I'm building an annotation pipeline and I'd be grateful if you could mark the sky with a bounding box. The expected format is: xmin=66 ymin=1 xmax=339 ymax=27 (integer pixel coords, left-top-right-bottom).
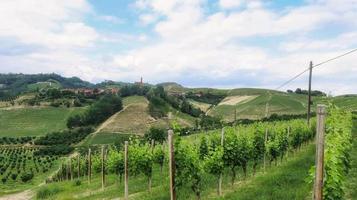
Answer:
xmin=0 ymin=0 xmax=357 ymax=95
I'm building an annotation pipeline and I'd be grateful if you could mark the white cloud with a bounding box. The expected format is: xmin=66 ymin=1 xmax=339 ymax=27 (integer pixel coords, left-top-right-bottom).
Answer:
xmin=105 ymin=0 xmax=357 ymax=94
xmin=97 ymin=15 xmax=123 ymax=24
xmin=219 ymin=0 xmax=263 ymax=10
xmin=0 ymin=0 xmax=96 ymax=48
xmin=1 ymin=0 xmax=357 ymax=94
xmin=219 ymin=0 xmax=244 ymax=9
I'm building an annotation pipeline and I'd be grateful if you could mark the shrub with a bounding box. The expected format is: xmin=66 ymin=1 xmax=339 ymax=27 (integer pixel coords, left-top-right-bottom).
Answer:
xmin=20 ymin=172 xmax=34 ymax=182
xmin=36 ymin=187 xmax=62 ymax=199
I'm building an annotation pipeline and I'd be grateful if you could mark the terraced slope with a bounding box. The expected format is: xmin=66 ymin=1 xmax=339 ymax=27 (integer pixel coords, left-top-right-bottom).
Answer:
xmin=86 ymin=96 xmax=196 ymax=144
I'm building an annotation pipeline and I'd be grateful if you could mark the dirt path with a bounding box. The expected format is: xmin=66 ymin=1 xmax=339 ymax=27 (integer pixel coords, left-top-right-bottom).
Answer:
xmin=0 ymin=190 xmax=33 ymax=200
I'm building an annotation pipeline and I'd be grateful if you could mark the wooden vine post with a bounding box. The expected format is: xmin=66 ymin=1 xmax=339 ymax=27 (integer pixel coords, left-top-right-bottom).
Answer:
xmin=77 ymin=154 xmax=80 ymax=179
xmin=218 ymin=127 xmax=224 ymax=196
xmin=313 ymin=105 xmax=326 ymax=200
xmin=69 ymin=158 xmax=73 ymax=180
xmin=263 ymin=128 xmax=268 ymax=173
xmin=287 ymin=126 xmax=290 ymax=158
xmin=168 ymin=130 xmax=176 ymax=200
xmin=124 ymin=141 xmax=129 ymax=200
xmin=148 ymin=139 xmax=155 ymax=192
xmin=88 ymin=148 xmax=92 ymax=184
xmin=101 ymin=145 xmax=106 ymax=190
xmin=66 ymin=163 xmax=69 ymax=180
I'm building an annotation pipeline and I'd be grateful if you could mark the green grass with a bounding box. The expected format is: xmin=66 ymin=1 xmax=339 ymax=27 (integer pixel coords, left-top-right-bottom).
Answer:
xmin=123 ymin=96 xmax=148 ymax=107
xmin=345 ymin=119 xmax=357 ymax=199
xmin=84 ymin=132 xmax=132 ymax=145
xmin=27 ymin=80 xmax=61 ymax=92
xmin=0 ymin=107 xmax=85 ymax=137
xmin=210 ymin=91 xmax=308 ymax=121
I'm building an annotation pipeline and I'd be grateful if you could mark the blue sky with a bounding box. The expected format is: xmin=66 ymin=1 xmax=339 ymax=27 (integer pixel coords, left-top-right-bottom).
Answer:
xmin=0 ymin=0 xmax=357 ymax=95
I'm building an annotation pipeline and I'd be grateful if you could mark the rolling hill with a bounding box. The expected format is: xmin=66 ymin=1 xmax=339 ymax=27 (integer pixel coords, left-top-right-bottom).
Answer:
xmin=160 ymin=83 xmax=351 ymax=121
xmin=83 ymin=95 xmax=197 ymax=145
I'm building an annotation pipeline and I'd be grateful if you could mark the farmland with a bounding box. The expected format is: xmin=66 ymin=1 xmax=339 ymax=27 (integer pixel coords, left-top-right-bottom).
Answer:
xmin=0 ymin=107 xmax=85 ymax=137
xmin=0 ymin=76 xmax=356 ymax=199
xmin=0 ymin=147 xmax=60 ymax=195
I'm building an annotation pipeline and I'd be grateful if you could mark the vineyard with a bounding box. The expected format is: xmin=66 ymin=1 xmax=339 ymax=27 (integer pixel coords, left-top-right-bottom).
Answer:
xmin=44 ymin=118 xmax=317 ymax=199
xmin=0 ymin=146 xmax=60 ymax=195
xmin=0 ymin=105 xmax=354 ymax=200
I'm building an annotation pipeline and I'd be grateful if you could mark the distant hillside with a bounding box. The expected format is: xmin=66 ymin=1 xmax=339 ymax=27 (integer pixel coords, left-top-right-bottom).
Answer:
xmin=160 ymin=84 xmax=324 ymax=121
xmin=0 ymin=73 xmax=93 ymax=100
xmin=84 ymin=95 xmax=196 ymax=145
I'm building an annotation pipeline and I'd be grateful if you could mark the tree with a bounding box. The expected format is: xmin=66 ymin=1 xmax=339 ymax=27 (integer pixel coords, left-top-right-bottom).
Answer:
xmin=144 ymin=127 xmax=167 ymax=144
xmin=67 ymin=115 xmax=83 ymax=128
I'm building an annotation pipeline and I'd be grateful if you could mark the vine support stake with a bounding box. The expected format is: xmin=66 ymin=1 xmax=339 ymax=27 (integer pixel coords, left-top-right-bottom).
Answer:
xmin=124 ymin=141 xmax=129 ymax=200
xmin=264 ymin=128 xmax=268 ymax=173
xmin=148 ymin=139 xmax=155 ymax=192
xmin=101 ymin=145 xmax=105 ymax=191
xmin=69 ymin=158 xmax=73 ymax=181
xmin=77 ymin=154 xmax=80 ymax=179
xmin=168 ymin=130 xmax=176 ymax=200
xmin=287 ymin=126 xmax=290 ymax=158
xmin=218 ymin=127 xmax=224 ymax=196
xmin=88 ymin=148 xmax=92 ymax=184
xmin=313 ymin=104 xmax=326 ymax=200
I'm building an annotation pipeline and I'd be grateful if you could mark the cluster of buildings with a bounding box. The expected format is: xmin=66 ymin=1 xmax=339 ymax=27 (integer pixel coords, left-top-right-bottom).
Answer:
xmin=62 ymin=88 xmax=120 ymax=96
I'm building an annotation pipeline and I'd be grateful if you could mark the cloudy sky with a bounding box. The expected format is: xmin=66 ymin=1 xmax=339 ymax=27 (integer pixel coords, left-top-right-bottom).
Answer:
xmin=0 ymin=0 xmax=357 ymax=95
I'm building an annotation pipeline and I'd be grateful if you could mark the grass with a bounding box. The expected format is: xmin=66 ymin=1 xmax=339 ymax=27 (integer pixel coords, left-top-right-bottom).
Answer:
xmin=123 ymin=96 xmax=148 ymax=106
xmin=27 ymin=80 xmax=61 ymax=92
xmin=188 ymin=99 xmax=212 ymax=112
xmin=0 ymin=107 xmax=85 ymax=137
xmin=345 ymin=119 xmax=357 ymax=199
xmin=84 ymin=132 xmax=132 ymax=145
xmin=210 ymin=91 xmax=307 ymax=121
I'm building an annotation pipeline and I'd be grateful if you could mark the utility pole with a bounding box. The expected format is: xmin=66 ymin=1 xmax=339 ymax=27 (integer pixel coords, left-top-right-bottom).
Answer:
xmin=307 ymin=61 xmax=313 ymax=126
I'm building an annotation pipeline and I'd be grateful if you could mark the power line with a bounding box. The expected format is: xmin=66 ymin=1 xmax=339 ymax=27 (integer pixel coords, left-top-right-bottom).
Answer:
xmin=275 ymin=68 xmax=310 ymax=90
xmin=275 ymin=48 xmax=357 ymax=90
xmin=313 ymin=48 xmax=357 ymax=69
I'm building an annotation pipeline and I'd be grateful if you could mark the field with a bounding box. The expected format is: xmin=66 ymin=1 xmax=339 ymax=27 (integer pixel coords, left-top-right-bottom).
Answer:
xmin=209 ymin=90 xmax=308 ymax=121
xmin=27 ymin=81 xmax=61 ymax=92
xmin=0 ymin=107 xmax=85 ymax=137
xmin=0 ymin=147 xmax=60 ymax=195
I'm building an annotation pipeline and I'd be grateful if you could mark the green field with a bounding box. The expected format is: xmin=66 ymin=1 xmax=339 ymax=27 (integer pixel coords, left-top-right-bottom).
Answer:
xmin=27 ymin=80 xmax=61 ymax=92
xmin=209 ymin=90 xmax=309 ymax=121
xmin=83 ymin=132 xmax=132 ymax=145
xmin=123 ymin=95 xmax=148 ymax=106
xmin=0 ymin=107 xmax=85 ymax=137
